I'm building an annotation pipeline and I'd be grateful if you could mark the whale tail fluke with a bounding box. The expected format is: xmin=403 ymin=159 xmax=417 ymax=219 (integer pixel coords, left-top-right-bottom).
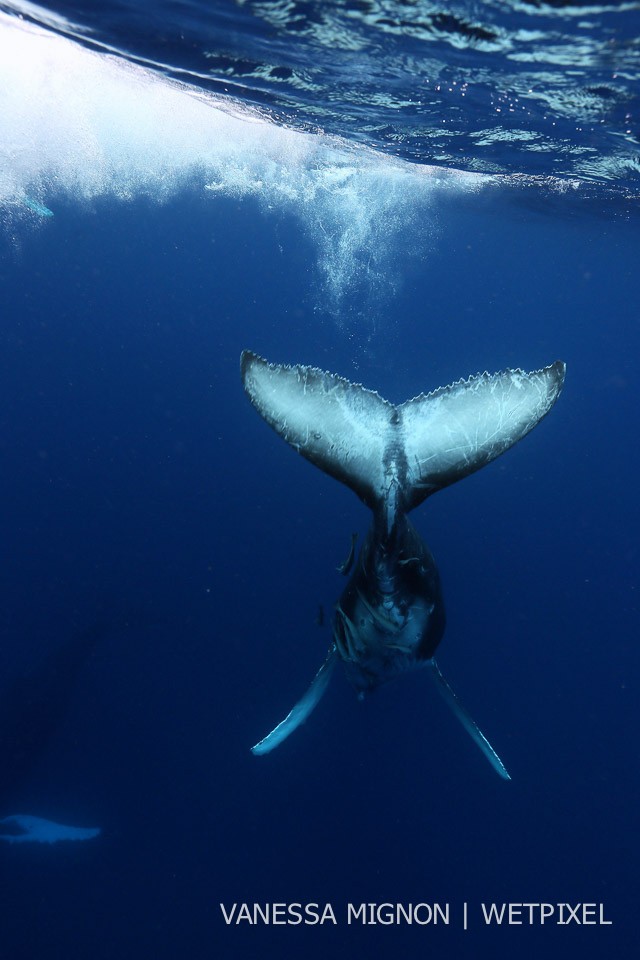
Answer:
xmin=240 ymin=350 xmax=565 ymax=513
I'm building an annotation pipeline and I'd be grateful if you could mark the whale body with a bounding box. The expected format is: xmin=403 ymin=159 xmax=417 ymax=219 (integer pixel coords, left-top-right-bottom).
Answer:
xmin=241 ymin=350 xmax=565 ymax=777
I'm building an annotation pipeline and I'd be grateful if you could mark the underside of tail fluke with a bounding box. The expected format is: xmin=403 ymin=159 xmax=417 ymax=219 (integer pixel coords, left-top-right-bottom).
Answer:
xmin=241 ymin=350 xmax=565 ymax=513
xmin=426 ymin=660 xmax=511 ymax=780
xmin=251 ymin=646 xmax=337 ymax=755
xmin=241 ymin=350 xmax=395 ymax=509
xmin=401 ymin=361 xmax=565 ymax=510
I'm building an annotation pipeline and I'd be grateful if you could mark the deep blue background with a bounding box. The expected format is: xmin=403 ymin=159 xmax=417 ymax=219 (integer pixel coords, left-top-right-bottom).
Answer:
xmin=0 ymin=186 xmax=638 ymax=959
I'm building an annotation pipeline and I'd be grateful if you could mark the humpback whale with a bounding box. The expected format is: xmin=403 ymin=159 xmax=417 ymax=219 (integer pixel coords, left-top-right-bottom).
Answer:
xmin=241 ymin=351 xmax=565 ymax=777
xmin=0 ymin=621 xmax=112 ymax=845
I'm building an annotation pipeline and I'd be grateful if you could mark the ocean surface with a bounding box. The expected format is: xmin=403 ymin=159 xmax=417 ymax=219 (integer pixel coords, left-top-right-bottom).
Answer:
xmin=0 ymin=1 xmax=638 ymax=958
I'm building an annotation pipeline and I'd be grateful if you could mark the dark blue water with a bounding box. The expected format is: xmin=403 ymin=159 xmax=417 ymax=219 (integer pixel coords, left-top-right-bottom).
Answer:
xmin=0 ymin=3 xmax=638 ymax=959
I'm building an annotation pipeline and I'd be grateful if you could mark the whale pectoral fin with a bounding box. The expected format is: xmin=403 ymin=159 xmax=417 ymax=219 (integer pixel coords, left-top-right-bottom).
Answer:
xmin=251 ymin=646 xmax=337 ymax=756
xmin=0 ymin=814 xmax=101 ymax=844
xmin=427 ymin=660 xmax=511 ymax=781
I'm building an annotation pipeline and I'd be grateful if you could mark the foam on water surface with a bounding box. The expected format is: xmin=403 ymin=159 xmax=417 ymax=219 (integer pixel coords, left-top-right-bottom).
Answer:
xmin=0 ymin=10 xmax=486 ymax=304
